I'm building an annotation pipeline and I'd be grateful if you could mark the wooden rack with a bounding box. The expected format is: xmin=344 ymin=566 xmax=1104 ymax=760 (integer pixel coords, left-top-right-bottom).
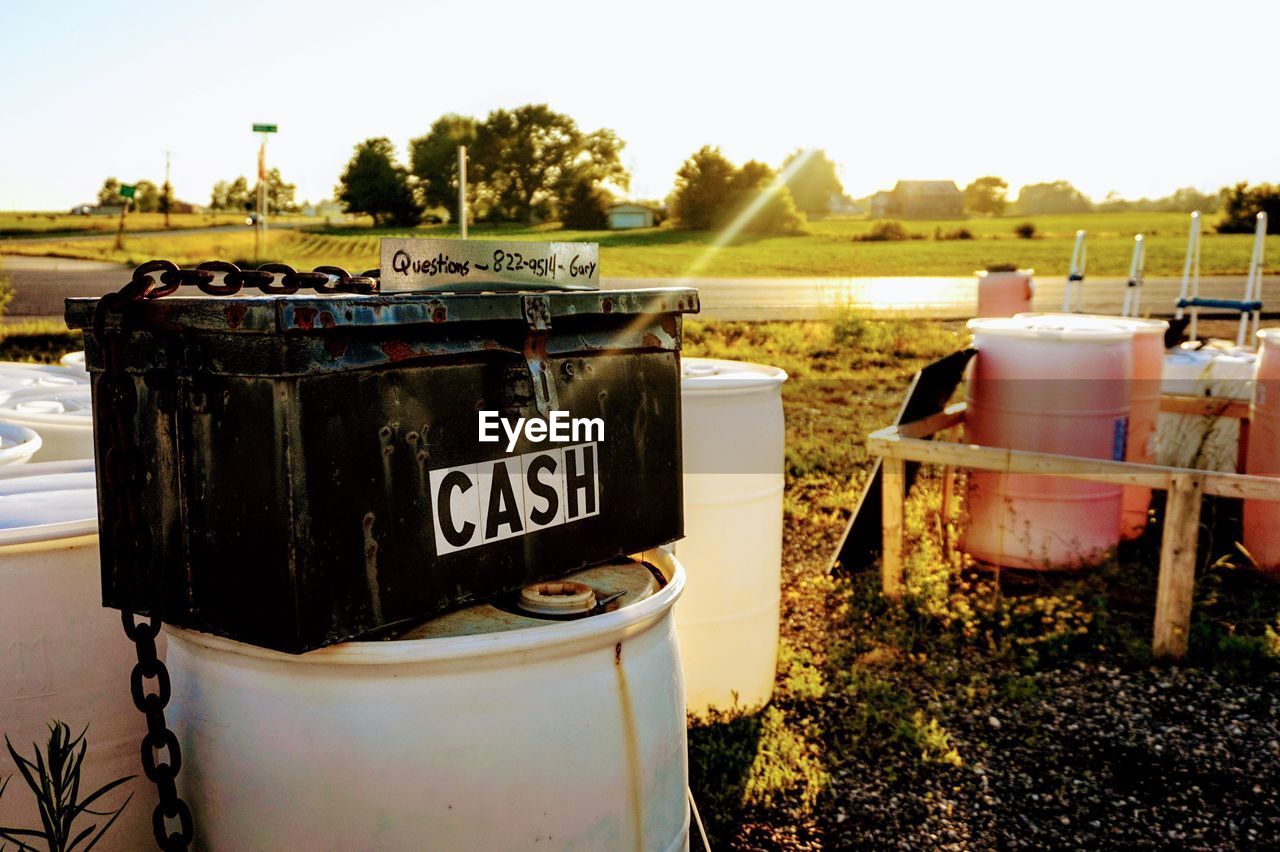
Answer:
xmin=866 ymin=393 xmax=1274 ymax=661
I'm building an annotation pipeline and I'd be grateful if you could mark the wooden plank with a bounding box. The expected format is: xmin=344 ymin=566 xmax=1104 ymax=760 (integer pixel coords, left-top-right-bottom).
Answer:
xmin=869 ymin=434 xmax=1280 ymax=503
xmin=881 ymin=456 xmax=906 ymax=601
xmin=870 ymin=435 xmax=1174 ymax=490
xmin=1153 ymin=474 xmax=1204 ymax=660
xmin=1159 ymin=393 xmax=1250 ymax=420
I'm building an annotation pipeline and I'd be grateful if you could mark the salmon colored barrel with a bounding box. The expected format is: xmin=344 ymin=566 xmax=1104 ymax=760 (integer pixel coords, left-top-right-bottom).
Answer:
xmin=976 ymin=269 xmax=1033 ymax=317
xmin=1017 ymin=314 xmax=1168 ymax=539
xmin=1243 ymin=329 xmax=1280 ymax=572
xmin=962 ymin=318 xmax=1133 ymax=569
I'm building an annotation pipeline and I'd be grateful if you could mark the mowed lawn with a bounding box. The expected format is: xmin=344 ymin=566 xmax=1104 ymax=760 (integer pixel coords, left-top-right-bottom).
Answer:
xmin=4 ymin=211 xmax=1276 ymax=278
xmin=0 ymin=211 xmax=270 ymax=238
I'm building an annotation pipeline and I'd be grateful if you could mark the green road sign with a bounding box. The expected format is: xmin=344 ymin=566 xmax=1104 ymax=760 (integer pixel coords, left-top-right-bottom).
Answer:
xmin=252 ymin=123 xmax=278 ymax=133
xmin=119 ymin=184 xmax=137 ymax=199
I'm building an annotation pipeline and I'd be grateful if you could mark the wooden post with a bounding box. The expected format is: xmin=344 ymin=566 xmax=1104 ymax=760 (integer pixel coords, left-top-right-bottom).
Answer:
xmin=939 ymin=466 xmax=955 ymax=553
xmin=113 ymin=198 xmax=130 ymax=250
xmin=1153 ymin=473 xmax=1204 ymax=660
xmin=881 ymin=455 xmax=906 ymax=600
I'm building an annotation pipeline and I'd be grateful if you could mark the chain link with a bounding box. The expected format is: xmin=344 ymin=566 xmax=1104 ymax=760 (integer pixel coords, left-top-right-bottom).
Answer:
xmin=93 ymin=258 xmax=385 ymax=849
xmin=95 ymin=261 xmax=193 ymax=851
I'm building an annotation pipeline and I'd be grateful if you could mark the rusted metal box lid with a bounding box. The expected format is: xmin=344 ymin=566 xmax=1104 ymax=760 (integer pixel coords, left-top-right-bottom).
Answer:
xmin=66 ymin=285 xmax=699 ymax=653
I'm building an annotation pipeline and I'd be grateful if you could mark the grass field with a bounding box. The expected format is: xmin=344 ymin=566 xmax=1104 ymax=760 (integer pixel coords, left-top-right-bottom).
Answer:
xmin=0 ymin=211 xmax=277 ymax=239
xmin=3 ymin=211 xmax=1276 ymax=278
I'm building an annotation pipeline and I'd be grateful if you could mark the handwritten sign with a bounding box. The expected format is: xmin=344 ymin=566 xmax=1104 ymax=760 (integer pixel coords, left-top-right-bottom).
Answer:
xmin=379 ymin=238 xmax=599 ymax=292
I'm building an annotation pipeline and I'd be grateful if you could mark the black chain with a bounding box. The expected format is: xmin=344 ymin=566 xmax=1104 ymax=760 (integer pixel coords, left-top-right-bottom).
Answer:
xmin=92 ymin=258 xmax=383 ymax=849
xmin=94 ymin=260 xmax=194 ymax=851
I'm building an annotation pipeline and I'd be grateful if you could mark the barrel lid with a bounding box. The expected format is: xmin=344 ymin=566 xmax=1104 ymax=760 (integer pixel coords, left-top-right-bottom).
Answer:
xmin=0 ymin=464 xmax=97 ymax=545
xmin=1015 ymin=312 xmax=1169 ymax=336
xmin=1165 ymin=349 xmax=1216 ymax=367
xmin=0 ymin=361 xmax=88 ymax=401
xmin=969 ymin=316 xmax=1131 ymax=343
xmin=0 ymin=386 xmax=93 ymax=423
xmin=976 ymin=268 xmax=1033 ymax=278
xmin=0 ymin=421 xmax=43 ymax=458
xmin=392 ymin=559 xmax=662 ymax=640
xmin=681 ymin=357 xmax=787 ymax=391
xmin=60 ymin=351 xmax=87 ymax=370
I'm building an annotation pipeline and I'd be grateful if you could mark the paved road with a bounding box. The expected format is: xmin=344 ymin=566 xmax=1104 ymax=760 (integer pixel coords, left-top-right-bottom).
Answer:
xmin=609 ymin=275 xmax=1265 ymax=321
xmin=0 ymin=255 xmax=1268 ymax=323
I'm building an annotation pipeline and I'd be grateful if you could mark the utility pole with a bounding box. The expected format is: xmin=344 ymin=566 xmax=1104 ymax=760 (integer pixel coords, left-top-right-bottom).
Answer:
xmin=252 ymin=123 xmax=277 ymax=260
xmin=114 ymin=183 xmax=137 ymax=250
xmin=457 ymin=145 xmax=468 ymax=239
xmin=163 ymin=150 xmax=172 ymax=229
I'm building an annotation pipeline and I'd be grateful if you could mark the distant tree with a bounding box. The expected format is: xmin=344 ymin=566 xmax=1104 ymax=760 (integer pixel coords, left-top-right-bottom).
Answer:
xmin=134 ymin=180 xmax=161 ymax=213
xmin=561 ymin=178 xmax=612 ymax=230
xmin=1012 ymin=181 xmax=1092 ymax=215
xmin=470 ymin=104 xmax=628 ymax=223
xmin=669 ymin=146 xmax=737 ymax=230
xmin=209 ymin=177 xmax=253 ymax=211
xmin=669 ymin=147 xmax=805 ymax=235
xmin=781 ymin=149 xmax=844 ymax=217
xmin=255 ymin=168 xmax=297 ymax=214
xmin=963 ymin=176 xmax=1008 ymax=216
xmin=1097 ymin=186 xmax=1223 ymax=214
xmin=336 ymin=138 xmax=423 ymax=226
xmin=1217 ymin=183 xmax=1280 ymax=234
xmin=728 ymin=160 xmax=806 ymax=235
xmin=96 ymin=178 xmax=122 ymax=207
xmin=409 ymin=114 xmax=479 ymax=223
xmin=209 ymin=180 xmax=230 ymax=210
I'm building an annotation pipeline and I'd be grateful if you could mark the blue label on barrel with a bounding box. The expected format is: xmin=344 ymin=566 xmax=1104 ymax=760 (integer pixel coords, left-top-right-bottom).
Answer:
xmin=1112 ymin=416 xmax=1128 ymax=461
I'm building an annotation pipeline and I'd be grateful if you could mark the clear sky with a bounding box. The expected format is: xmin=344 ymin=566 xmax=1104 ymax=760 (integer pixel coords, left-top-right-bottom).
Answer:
xmin=1 ymin=0 xmax=1275 ymax=211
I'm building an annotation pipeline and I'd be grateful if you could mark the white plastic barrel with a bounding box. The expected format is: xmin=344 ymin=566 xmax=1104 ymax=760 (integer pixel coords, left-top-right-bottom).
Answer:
xmin=1016 ymin=314 xmax=1169 ymax=539
xmin=0 ymin=421 xmax=43 ymax=465
xmin=0 ymin=361 xmax=88 ymax=402
xmin=1159 ymin=350 xmax=1255 ymax=471
xmin=60 ymin=351 xmax=87 ymax=371
xmin=0 ymin=461 xmax=157 ymax=850
xmin=675 ymin=357 xmax=786 ymax=717
xmin=1244 ymin=330 xmax=1280 ymax=572
xmin=0 ymin=386 xmax=94 ymax=462
xmin=164 ymin=550 xmax=689 ymax=851
xmin=976 ymin=269 xmax=1034 ymax=317
xmin=963 ymin=318 xmax=1133 ymax=569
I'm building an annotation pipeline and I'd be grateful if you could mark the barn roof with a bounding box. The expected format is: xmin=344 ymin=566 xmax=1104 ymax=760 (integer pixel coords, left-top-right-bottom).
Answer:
xmin=893 ymin=180 xmax=962 ymax=197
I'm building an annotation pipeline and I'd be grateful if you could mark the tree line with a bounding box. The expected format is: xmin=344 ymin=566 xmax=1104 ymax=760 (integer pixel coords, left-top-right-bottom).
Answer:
xmin=89 ymin=103 xmax=1277 ymax=237
xmin=961 ymin=177 xmax=1228 ymax=218
xmin=334 ymin=104 xmax=847 ymax=234
xmin=337 ymin=105 xmax=628 ymax=228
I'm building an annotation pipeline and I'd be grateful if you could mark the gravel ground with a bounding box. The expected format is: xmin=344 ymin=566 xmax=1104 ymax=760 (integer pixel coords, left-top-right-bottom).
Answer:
xmin=824 ymin=660 xmax=1280 ymax=850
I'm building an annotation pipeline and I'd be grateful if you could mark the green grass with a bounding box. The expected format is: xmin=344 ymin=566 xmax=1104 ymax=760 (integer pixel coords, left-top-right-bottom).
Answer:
xmin=0 ymin=319 xmax=81 ymax=362
xmin=3 ymin=211 xmax=1275 ymax=278
xmin=0 ymin=211 xmax=273 ymax=239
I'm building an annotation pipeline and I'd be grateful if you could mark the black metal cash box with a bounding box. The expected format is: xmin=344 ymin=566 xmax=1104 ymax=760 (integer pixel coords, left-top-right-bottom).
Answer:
xmin=66 ymin=283 xmax=699 ymax=653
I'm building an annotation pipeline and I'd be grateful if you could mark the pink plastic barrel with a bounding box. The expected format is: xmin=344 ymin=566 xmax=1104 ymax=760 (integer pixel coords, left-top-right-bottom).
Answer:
xmin=962 ymin=318 xmax=1133 ymax=569
xmin=1243 ymin=329 xmax=1280 ymax=572
xmin=1017 ymin=314 xmax=1168 ymax=539
xmin=976 ymin=269 xmax=1033 ymax=317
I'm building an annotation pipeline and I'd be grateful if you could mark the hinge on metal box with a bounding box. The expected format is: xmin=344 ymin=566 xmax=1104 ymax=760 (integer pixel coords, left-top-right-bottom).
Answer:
xmin=521 ymin=295 xmax=559 ymax=415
